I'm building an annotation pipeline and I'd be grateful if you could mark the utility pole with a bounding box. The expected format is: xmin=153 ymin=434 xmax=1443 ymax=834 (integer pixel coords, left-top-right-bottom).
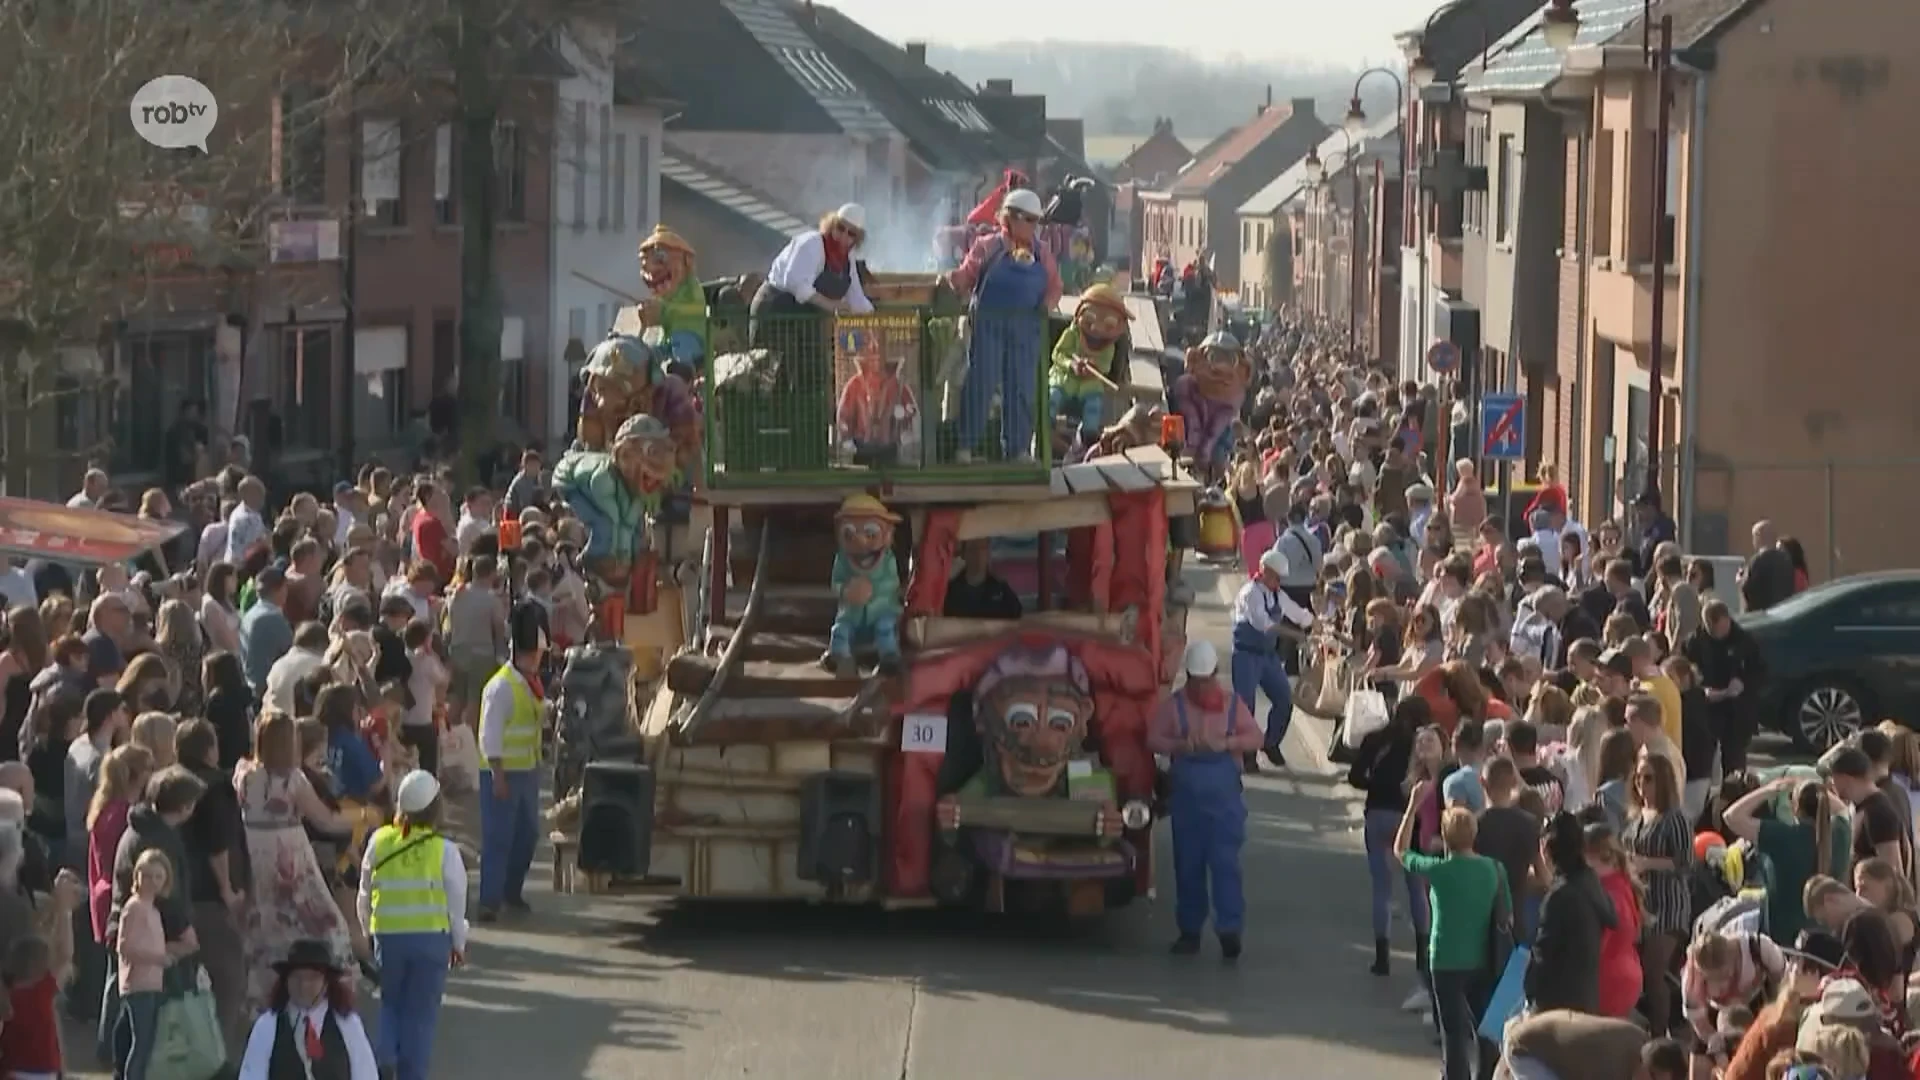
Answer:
xmin=1644 ymin=14 xmax=1674 ymax=498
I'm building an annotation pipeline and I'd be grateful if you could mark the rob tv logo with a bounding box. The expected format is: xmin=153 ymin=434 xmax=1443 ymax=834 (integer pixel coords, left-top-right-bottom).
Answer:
xmin=129 ymin=76 xmax=219 ymax=153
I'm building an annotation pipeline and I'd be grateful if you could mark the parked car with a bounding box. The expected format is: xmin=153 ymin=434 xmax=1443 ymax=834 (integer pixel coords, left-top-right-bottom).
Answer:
xmin=1743 ymin=571 xmax=1920 ymax=751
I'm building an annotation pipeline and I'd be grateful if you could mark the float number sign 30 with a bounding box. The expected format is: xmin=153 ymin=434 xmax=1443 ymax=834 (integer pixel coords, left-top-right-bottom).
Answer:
xmin=902 ymin=713 xmax=947 ymax=753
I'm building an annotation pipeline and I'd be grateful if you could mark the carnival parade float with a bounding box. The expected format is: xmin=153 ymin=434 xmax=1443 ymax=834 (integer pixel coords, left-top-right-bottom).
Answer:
xmin=548 ymin=213 xmax=1205 ymax=919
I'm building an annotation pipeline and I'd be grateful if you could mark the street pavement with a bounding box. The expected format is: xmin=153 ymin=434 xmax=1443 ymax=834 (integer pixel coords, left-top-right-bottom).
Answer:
xmin=88 ymin=561 xmax=1812 ymax=1078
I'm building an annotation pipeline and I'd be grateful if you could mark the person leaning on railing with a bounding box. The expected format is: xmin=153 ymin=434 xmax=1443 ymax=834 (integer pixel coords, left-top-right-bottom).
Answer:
xmin=748 ymin=203 xmax=875 ymax=394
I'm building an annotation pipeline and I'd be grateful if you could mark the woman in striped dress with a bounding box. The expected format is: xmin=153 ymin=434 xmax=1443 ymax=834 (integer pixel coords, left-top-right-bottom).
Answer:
xmin=1623 ymin=747 xmax=1694 ymax=1036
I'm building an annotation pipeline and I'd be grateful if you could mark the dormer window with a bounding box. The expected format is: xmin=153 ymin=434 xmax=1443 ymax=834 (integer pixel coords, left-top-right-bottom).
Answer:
xmin=779 ymin=47 xmax=859 ymax=95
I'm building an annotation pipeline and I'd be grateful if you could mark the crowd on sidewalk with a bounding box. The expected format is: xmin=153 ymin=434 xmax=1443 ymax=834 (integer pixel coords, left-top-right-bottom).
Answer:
xmin=0 ymin=445 xmax=588 ymax=1078
xmin=1187 ymin=310 xmax=1916 ymax=1080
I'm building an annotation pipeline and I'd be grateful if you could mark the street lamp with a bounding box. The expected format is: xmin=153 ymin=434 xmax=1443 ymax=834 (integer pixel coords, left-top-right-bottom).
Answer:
xmin=1303 ymin=146 xmax=1324 ymax=185
xmin=1345 ymin=66 xmax=1405 ymax=140
xmin=1542 ymin=0 xmax=1583 ymax=52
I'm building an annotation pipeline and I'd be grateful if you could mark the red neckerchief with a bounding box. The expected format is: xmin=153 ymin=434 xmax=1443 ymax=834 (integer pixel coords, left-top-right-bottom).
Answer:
xmin=823 ymin=234 xmax=851 ymax=274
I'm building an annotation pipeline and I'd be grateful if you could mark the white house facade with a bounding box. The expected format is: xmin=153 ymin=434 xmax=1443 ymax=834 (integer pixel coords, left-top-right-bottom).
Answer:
xmin=548 ymin=18 xmax=664 ymax=448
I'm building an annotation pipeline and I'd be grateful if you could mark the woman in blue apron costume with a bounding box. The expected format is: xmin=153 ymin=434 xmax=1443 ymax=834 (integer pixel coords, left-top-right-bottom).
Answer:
xmin=1149 ymin=641 xmax=1261 ymax=959
xmin=749 ymin=204 xmax=875 ymax=393
xmin=945 ymin=187 xmax=1063 ymax=463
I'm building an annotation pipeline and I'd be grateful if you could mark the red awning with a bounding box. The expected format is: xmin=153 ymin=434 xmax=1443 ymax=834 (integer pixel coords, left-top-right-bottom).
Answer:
xmin=0 ymin=498 xmax=186 ymax=566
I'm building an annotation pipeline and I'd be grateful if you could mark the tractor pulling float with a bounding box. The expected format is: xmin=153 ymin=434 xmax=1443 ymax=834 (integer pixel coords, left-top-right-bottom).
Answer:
xmin=546 ymin=230 xmax=1201 ymax=919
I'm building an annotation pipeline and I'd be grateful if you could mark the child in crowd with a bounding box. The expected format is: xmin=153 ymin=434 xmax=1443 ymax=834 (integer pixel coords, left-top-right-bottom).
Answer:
xmin=0 ymin=935 xmax=61 ymax=1079
xmin=119 ymin=848 xmax=191 ymax=1080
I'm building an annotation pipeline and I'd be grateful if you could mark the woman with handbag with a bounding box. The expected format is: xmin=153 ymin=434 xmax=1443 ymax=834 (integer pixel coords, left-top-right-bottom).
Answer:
xmin=1524 ymin=811 xmax=1616 ymax=1016
xmin=1349 ymin=696 xmax=1428 ymax=978
xmin=1394 ymin=789 xmax=1506 ymax=1080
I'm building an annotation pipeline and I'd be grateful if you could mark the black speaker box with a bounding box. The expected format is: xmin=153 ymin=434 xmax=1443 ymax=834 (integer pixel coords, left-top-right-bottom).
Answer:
xmin=578 ymin=761 xmax=656 ymax=876
xmin=797 ymin=771 xmax=881 ymax=886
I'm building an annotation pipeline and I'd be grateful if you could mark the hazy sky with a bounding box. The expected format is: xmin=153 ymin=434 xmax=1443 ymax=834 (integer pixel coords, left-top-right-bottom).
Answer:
xmin=818 ymin=0 xmax=1444 ymax=64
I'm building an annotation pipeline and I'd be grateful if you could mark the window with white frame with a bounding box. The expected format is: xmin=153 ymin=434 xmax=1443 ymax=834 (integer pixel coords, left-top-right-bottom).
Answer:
xmin=571 ymin=101 xmax=587 ymax=229
xmin=495 ymin=121 xmax=526 ymax=222
xmin=612 ymin=133 xmax=627 ymax=230
xmin=1495 ymin=134 xmax=1515 ymax=244
xmin=499 ymin=316 xmax=527 ymax=425
xmin=434 ymin=124 xmax=455 ymax=225
xmin=361 ymin=119 xmax=403 ymax=226
xmin=353 ymin=326 xmax=408 ymax=445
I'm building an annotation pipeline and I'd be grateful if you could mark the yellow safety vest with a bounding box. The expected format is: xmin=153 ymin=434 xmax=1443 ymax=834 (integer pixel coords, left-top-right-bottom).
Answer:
xmin=366 ymin=825 xmax=450 ymax=935
xmin=487 ymin=663 xmax=541 ymax=772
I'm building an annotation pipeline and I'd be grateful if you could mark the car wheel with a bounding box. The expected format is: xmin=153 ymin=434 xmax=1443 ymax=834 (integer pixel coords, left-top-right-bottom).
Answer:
xmin=1788 ymin=679 xmax=1872 ymax=753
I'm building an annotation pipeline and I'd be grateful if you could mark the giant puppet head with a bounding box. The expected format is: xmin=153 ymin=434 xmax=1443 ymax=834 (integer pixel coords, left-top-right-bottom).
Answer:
xmin=611 ymin=413 xmax=678 ymax=503
xmin=639 ymin=225 xmax=696 ymax=296
xmin=973 ymin=642 xmax=1096 ymax=798
xmin=1072 ymin=284 xmax=1132 ymax=352
xmin=577 ymin=333 xmax=659 ymax=451
xmin=1185 ymin=329 xmax=1252 ymax=405
xmin=835 ymin=494 xmax=900 ymax=573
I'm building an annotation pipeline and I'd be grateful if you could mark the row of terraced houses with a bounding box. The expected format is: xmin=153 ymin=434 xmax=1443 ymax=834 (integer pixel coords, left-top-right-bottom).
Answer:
xmin=33 ymin=0 xmax=1107 ymax=499
xmin=1121 ymin=0 xmax=1915 ymax=574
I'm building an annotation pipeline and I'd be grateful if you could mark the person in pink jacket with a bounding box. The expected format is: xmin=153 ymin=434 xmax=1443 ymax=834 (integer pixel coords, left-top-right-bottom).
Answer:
xmin=118 ymin=848 xmax=196 ymax=1080
xmin=87 ymin=744 xmax=155 ymax=944
xmin=1585 ymin=821 xmax=1644 ymax=1018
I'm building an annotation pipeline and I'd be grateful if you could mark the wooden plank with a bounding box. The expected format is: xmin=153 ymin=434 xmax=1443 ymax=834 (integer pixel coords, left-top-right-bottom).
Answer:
xmin=953 ymin=496 xmax=1111 ymax=541
xmin=1095 ymin=459 xmax=1157 ymax=492
xmin=676 ymin=694 xmax=891 ymax=745
xmin=704 ymin=627 xmax=832 ymax=663
xmin=1059 ymin=462 xmax=1109 ymax=494
xmin=1123 ymin=444 xmax=1175 ymax=481
xmin=1048 ymin=470 xmax=1071 ymax=496
xmin=704 ymin=482 xmax=1059 ymax=507
xmin=906 ymin=609 xmax=1137 ymax=649
xmin=1124 ymin=296 xmax=1164 ymax=352
xmin=666 ymin=655 xmax=871 ymax=699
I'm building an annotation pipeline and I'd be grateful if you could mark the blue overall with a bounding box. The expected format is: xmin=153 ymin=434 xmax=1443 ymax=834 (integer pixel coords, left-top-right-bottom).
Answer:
xmin=959 ymin=248 xmax=1049 ymax=459
xmin=1230 ymin=585 xmax=1294 ymax=753
xmin=1169 ymin=695 xmax=1249 ymax=936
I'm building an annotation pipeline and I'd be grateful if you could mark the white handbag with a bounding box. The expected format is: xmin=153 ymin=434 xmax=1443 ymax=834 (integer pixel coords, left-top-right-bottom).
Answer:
xmin=1341 ymin=681 xmax=1390 ymax=749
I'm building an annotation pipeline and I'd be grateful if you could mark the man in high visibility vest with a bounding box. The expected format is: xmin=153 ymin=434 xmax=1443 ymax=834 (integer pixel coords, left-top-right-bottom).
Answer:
xmin=476 ymin=603 xmax=547 ymax=921
xmin=356 ymin=769 xmax=467 ymax=1080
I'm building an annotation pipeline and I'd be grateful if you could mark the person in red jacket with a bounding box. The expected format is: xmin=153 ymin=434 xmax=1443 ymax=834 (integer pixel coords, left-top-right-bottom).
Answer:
xmin=964 ymin=168 xmax=1031 ymax=227
xmin=1586 ymin=821 xmax=1645 ymax=1019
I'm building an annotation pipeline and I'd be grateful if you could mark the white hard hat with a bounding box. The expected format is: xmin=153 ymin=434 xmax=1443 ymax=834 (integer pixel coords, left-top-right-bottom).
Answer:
xmin=1184 ymin=639 xmax=1219 ymax=678
xmin=1002 ymin=188 xmax=1044 ymax=218
xmin=395 ymin=769 xmax=441 ymax=816
xmin=835 ymin=203 xmax=867 ymax=232
xmin=1260 ymin=549 xmax=1290 ymax=577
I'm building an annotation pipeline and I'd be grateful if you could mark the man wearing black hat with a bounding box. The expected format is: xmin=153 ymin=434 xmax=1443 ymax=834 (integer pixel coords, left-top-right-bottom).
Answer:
xmin=237 ymin=939 xmax=378 ymax=1078
xmin=475 ymin=604 xmax=548 ymax=921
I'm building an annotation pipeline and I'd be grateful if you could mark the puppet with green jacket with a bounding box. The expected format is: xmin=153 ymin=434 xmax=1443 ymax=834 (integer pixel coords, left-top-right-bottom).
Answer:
xmin=638 ymin=224 xmax=708 ymax=364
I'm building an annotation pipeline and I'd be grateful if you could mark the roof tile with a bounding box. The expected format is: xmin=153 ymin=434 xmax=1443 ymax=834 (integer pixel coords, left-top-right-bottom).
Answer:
xmin=1167 ymin=104 xmax=1298 ymax=198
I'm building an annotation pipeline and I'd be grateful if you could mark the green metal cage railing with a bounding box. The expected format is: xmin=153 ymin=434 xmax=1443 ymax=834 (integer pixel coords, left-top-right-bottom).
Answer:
xmin=702 ymin=306 xmax=1054 ymax=489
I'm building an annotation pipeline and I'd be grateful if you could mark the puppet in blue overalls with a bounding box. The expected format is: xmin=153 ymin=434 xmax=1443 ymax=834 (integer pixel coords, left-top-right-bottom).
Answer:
xmin=1231 ymin=548 xmax=1313 ymax=770
xmin=1165 ymin=639 xmax=1252 ymax=959
xmin=950 ymin=187 xmax=1054 ymax=464
xmin=822 ymin=493 xmax=903 ymax=678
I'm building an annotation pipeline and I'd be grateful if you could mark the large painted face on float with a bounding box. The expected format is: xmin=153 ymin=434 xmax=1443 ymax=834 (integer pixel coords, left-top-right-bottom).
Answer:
xmin=582 ymin=334 xmax=651 ymax=414
xmin=1074 ymin=300 xmax=1126 ymax=350
xmin=1187 ymin=341 xmax=1252 ymax=403
xmin=836 ymin=510 xmax=895 ymax=572
xmin=974 ymin=643 xmax=1095 ymax=798
xmin=639 ymin=239 xmax=692 ymax=295
xmin=611 ymin=414 xmax=676 ymax=498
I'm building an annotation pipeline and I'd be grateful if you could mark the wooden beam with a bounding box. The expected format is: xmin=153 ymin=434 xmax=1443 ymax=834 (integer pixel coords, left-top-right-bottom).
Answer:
xmin=1059 ymin=462 xmax=1108 ymax=494
xmin=704 ymin=482 xmax=1060 ymax=507
xmin=906 ymin=608 xmax=1137 ymax=649
xmin=1095 ymin=459 xmax=1157 ymax=492
xmin=953 ymin=496 xmax=1112 ymax=541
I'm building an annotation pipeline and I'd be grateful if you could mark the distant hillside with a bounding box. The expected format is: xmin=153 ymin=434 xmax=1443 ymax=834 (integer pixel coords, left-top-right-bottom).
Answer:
xmin=926 ymin=41 xmax=1399 ymax=144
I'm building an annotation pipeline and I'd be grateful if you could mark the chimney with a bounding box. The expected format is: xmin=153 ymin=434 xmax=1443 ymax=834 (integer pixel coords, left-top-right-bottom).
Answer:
xmin=983 ymin=78 xmax=1014 ymax=95
xmin=1291 ymin=96 xmax=1318 ymax=119
xmin=1266 ymin=84 xmax=1273 ymax=107
xmin=905 ymin=42 xmax=926 ymax=65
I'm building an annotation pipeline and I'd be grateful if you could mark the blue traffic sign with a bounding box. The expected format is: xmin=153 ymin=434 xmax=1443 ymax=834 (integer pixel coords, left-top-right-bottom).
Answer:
xmin=1481 ymin=393 xmax=1526 ymax=461
xmin=1425 ymin=339 xmax=1459 ymax=375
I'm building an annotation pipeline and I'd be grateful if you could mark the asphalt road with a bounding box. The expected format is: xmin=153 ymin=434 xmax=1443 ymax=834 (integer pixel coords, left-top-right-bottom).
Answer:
xmin=91 ymin=561 xmax=1819 ymax=1078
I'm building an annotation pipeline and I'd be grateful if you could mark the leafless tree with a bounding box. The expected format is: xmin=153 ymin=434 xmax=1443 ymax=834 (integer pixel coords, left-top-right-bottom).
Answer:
xmin=0 ymin=0 xmax=374 ymax=494
xmin=357 ymin=0 xmax=614 ymax=486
